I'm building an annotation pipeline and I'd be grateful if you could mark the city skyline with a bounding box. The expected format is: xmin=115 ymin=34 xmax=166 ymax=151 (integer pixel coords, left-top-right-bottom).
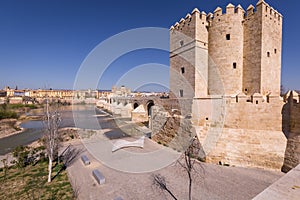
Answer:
xmin=0 ymin=0 xmax=298 ymax=91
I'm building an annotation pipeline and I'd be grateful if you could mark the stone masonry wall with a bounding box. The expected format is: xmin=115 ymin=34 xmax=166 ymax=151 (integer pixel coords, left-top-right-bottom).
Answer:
xmin=208 ymin=5 xmax=244 ymax=95
xmin=198 ymin=128 xmax=286 ymax=170
xmin=282 ymin=93 xmax=300 ymax=172
xmin=261 ymin=2 xmax=282 ymax=96
xmin=193 ymin=96 xmax=286 ymax=170
xmin=243 ymin=4 xmax=263 ymax=95
xmin=151 ymin=105 xmax=194 ymax=152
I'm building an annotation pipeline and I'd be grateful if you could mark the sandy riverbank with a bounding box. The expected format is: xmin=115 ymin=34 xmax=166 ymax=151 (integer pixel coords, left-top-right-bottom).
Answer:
xmin=0 ymin=119 xmax=24 ymax=139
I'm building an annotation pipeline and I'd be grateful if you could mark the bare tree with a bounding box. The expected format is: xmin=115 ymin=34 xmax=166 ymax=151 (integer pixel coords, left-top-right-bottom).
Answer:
xmin=153 ymin=136 xmax=203 ymax=200
xmin=43 ymin=99 xmax=61 ymax=182
xmin=61 ymin=145 xmax=82 ymax=168
xmin=152 ymin=174 xmax=178 ymax=200
xmin=177 ymin=136 xmax=202 ymax=200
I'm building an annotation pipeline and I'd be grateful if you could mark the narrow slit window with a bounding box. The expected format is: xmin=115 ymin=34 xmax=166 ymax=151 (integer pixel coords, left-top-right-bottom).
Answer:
xmin=274 ymin=49 xmax=277 ymax=54
xmin=267 ymin=52 xmax=270 ymax=57
xmin=180 ymin=40 xmax=184 ymax=46
xmin=181 ymin=67 xmax=185 ymax=74
xmin=179 ymin=90 xmax=183 ymax=97
xmin=226 ymin=34 xmax=231 ymax=40
xmin=256 ymin=100 xmax=258 ymax=104
xmin=233 ymin=62 xmax=237 ymax=69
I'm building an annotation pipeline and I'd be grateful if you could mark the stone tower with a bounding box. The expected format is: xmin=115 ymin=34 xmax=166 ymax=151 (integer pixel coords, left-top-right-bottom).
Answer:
xmin=208 ymin=4 xmax=245 ymax=95
xmin=243 ymin=0 xmax=282 ymax=96
xmin=170 ymin=0 xmax=283 ymax=97
xmin=169 ymin=0 xmax=286 ymax=170
xmin=169 ymin=8 xmax=209 ymax=99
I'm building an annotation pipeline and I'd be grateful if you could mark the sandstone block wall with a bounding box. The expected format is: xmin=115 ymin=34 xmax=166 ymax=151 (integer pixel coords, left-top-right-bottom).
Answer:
xmin=208 ymin=5 xmax=244 ymax=95
xmin=198 ymin=127 xmax=286 ymax=170
xmin=151 ymin=105 xmax=194 ymax=152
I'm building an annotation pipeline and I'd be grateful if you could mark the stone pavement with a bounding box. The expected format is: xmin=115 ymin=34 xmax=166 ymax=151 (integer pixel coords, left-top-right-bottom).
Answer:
xmin=66 ymin=140 xmax=283 ymax=200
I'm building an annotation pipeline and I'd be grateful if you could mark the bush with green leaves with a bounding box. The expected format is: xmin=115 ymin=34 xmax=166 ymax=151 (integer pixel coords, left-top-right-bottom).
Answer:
xmin=11 ymin=146 xmax=30 ymax=168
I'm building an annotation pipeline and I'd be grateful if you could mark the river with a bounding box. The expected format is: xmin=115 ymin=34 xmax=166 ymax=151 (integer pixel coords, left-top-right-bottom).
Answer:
xmin=0 ymin=105 xmax=102 ymax=155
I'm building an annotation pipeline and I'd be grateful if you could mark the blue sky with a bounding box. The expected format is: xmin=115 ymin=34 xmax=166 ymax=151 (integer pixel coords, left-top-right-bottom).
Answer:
xmin=0 ymin=0 xmax=298 ymax=91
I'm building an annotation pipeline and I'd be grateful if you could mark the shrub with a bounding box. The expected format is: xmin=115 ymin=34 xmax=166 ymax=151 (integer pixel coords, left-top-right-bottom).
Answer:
xmin=7 ymin=104 xmax=37 ymax=110
xmin=0 ymin=110 xmax=18 ymax=120
xmin=12 ymin=146 xmax=30 ymax=168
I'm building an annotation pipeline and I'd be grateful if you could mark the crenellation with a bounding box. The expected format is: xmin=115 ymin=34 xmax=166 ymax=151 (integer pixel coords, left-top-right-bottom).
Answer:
xmin=225 ymin=93 xmax=280 ymax=104
xmin=185 ymin=13 xmax=191 ymax=19
xmin=235 ymin=4 xmax=245 ymax=15
xmin=192 ymin=8 xmax=200 ymax=14
xmin=246 ymin=4 xmax=255 ymax=16
xmin=206 ymin=12 xmax=213 ymax=23
xmin=179 ymin=18 xmax=185 ymax=24
xmin=226 ymin=3 xmax=235 ymax=14
xmin=214 ymin=7 xmax=222 ymax=17
xmin=200 ymin=11 xmax=207 ymax=20
xmin=174 ymin=22 xmax=179 ymax=28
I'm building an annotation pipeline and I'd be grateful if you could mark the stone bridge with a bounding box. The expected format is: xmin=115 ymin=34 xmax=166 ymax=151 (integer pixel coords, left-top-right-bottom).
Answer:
xmin=97 ymin=96 xmax=165 ymax=122
xmin=97 ymin=95 xmax=191 ymax=123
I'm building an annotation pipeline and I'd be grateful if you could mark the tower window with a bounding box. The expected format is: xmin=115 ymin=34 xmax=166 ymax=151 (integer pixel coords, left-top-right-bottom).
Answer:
xmin=274 ymin=49 xmax=277 ymax=54
xmin=267 ymin=52 xmax=270 ymax=57
xmin=181 ymin=67 xmax=185 ymax=74
xmin=180 ymin=40 xmax=184 ymax=46
xmin=179 ymin=90 xmax=183 ymax=97
xmin=233 ymin=62 xmax=237 ymax=69
xmin=226 ymin=34 xmax=231 ymax=40
xmin=256 ymin=100 xmax=258 ymax=104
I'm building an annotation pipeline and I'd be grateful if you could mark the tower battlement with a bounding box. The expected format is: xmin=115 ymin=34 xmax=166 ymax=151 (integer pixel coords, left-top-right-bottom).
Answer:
xmin=244 ymin=1 xmax=282 ymax=25
xmin=170 ymin=8 xmax=208 ymax=32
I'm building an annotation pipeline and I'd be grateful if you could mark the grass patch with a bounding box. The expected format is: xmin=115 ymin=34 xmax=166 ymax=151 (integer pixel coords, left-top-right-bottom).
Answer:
xmin=6 ymin=104 xmax=38 ymax=110
xmin=0 ymin=110 xmax=18 ymax=120
xmin=0 ymin=160 xmax=73 ymax=199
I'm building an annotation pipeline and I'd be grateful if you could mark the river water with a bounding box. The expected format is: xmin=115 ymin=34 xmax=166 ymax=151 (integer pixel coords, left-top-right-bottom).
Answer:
xmin=0 ymin=105 xmax=101 ymax=155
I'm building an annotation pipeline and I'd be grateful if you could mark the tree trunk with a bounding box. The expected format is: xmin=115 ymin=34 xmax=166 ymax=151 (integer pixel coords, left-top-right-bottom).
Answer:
xmin=48 ymin=157 xmax=52 ymax=182
xmin=188 ymin=172 xmax=192 ymax=200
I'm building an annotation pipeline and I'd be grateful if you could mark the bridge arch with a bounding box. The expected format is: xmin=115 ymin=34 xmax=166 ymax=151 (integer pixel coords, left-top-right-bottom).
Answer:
xmin=133 ymin=102 xmax=139 ymax=109
xmin=146 ymin=100 xmax=155 ymax=116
